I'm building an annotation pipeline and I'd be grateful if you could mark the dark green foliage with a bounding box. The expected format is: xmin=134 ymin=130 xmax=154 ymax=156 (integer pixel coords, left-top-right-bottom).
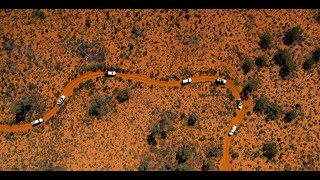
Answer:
xmin=206 ymin=146 xmax=221 ymax=158
xmin=242 ymin=58 xmax=255 ymax=74
xmin=85 ymin=17 xmax=91 ymax=27
xmin=262 ymin=142 xmax=278 ymax=159
xmin=147 ymin=133 xmax=157 ymax=146
xmin=188 ymin=112 xmax=199 ymax=126
xmin=302 ymin=58 xmax=315 ymax=70
xmin=138 ymin=161 xmax=149 ymax=171
xmin=231 ymin=152 xmax=239 ymax=159
xmin=315 ymin=13 xmax=320 ymax=23
xmin=283 ymin=26 xmax=303 ymax=46
xmin=117 ymin=89 xmax=129 ymax=103
xmin=10 ymin=97 xmax=34 ymax=124
xmin=253 ymin=97 xmax=283 ymax=121
xmin=312 ymin=48 xmax=320 ymax=62
xmin=88 ymin=95 xmax=105 ymax=117
xmin=255 ymin=55 xmax=267 ymax=68
xmin=176 ymin=164 xmax=193 ymax=171
xmin=202 ymin=162 xmax=214 ymax=171
xmin=31 ymin=9 xmax=46 ymax=19
xmin=273 ymin=49 xmax=296 ymax=78
xmin=283 ymin=110 xmax=298 ymax=123
xmin=240 ymin=78 xmax=261 ymax=100
xmin=259 ymin=33 xmax=272 ymax=49
xmin=176 ymin=146 xmax=192 ymax=164
xmin=233 ymin=111 xmax=237 ymax=117
xmin=165 ymin=163 xmax=174 ymax=171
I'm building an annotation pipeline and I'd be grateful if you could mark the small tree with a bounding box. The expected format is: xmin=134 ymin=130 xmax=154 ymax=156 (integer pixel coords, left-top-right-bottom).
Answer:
xmin=315 ymin=13 xmax=320 ymax=23
xmin=283 ymin=110 xmax=298 ymax=123
xmin=258 ymin=33 xmax=272 ymax=49
xmin=88 ymin=96 xmax=104 ymax=117
xmin=242 ymin=58 xmax=255 ymax=74
xmin=312 ymin=48 xmax=320 ymax=62
xmin=262 ymin=142 xmax=278 ymax=159
xmin=253 ymin=98 xmax=269 ymax=114
xmin=188 ymin=112 xmax=199 ymax=126
xmin=117 ymin=89 xmax=129 ymax=103
xmin=255 ymin=55 xmax=267 ymax=68
xmin=202 ymin=162 xmax=214 ymax=171
xmin=240 ymin=78 xmax=261 ymax=100
xmin=273 ymin=49 xmax=296 ymax=78
xmin=302 ymin=58 xmax=315 ymax=70
xmin=206 ymin=147 xmax=221 ymax=158
xmin=284 ymin=26 xmax=303 ymax=46
xmin=176 ymin=146 xmax=192 ymax=164
xmin=231 ymin=152 xmax=239 ymax=159
xmin=85 ymin=17 xmax=91 ymax=27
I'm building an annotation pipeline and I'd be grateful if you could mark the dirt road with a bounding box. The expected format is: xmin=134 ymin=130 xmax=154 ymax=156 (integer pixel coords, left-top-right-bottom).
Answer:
xmin=0 ymin=71 xmax=253 ymax=171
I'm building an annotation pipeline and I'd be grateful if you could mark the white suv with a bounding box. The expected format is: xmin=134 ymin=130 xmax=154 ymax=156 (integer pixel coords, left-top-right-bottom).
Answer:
xmin=182 ymin=78 xmax=192 ymax=84
xmin=216 ymin=77 xmax=227 ymax=84
xmin=31 ymin=118 xmax=44 ymax=126
xmin=57 ymin=95 xmax=66 ymax=106
xmin=228 ymin=125 xmax=237 ymax=136
xmin=107 ymin=71 xmax=116 ymax=76
xmin=237 ymin=98 xmax=242 ymax=109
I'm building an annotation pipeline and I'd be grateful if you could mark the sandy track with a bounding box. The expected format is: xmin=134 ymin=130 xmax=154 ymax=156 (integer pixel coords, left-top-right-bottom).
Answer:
xmin=0 ymin=71 xmax=253 ymax=171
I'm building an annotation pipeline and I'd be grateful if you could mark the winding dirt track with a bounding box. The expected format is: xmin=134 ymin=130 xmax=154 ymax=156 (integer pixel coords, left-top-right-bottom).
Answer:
xmin=0 ymin=71 xmax=252 ymax=171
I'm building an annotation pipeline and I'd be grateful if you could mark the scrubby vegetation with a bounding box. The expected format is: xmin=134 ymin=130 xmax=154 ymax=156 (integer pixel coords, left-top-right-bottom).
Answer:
xmin=242 ymin=57 xmax=255 ymax=74
xmin=176 ymin=146 xmax=192 ymax=164
xmin=253 ymin=97 xmax=283 ymax=121
xmin=240 ymin=77 xmax=261 ymax=100
xmin=117 ymin=89 xmax=130 ymax=103
xmin=188 ymin=112 xmax=199 ymax=126
xmin=262 ymin=142 xmax=278 ymax=160
xmin=283 ymin=26 xmax=303 ymax=46
xmin=283 ymin=109 xmax=298 ymax=123
xmin=273 ymin=49 xmax=297 ymax=78
xmin=255 ymin=55 xmax=268 ymax=69
xmin=258 ymin=33 xmax=272 ymax=49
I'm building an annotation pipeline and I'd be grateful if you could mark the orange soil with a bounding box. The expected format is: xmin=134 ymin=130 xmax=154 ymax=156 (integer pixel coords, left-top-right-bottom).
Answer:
xmin=0 ymin=71 xmax=252 ymax=170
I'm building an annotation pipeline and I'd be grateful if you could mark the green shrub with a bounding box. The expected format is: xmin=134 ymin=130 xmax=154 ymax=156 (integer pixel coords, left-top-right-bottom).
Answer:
xmin=188 ymin=112 xmax=199 ymax=126
xmin=283 ymin=110 xmax=298 ymax=123
xmin=262 ymin=142 xmax=278 ymax=159
xmin=312 ymin=48 xmax=320 ymax=62
xmin=284 ymin=26 xmax=303 ymax=46
xmin=176 ymin=146 xmax=192 ymax=164
xmin=302 ymin=58 xmax=315 ymax=70
xmin=117 ymin=89 xmax=129 ymax=103
xmin=255 ymin=55 xmax=267 ymax=68
xmin=258 ymin=33 xmax=272 ymax=49
xmin=273 ymin=49 xmax=296 ymax=78
xmin=242 ymin=58 xmax=255 ymax=74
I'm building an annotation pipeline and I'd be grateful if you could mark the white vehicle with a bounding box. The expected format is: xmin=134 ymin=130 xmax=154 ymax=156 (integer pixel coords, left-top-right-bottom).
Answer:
xmin=107 ymin=71 xmax=116 ymax=76
xmin=237 ymin=98 xmax=242 ymax=109
xmin=228 ymin=125 xmax=237 ymax=136
xmin=182 ymin=78 xmax=192 ymax=84
xmin=31 ymin=118 xmax=44 ymax=126
xmin=57 ymin=95 xmax=66 ymax=106
xmin=216 ymin=77 xmax=227 ymax=84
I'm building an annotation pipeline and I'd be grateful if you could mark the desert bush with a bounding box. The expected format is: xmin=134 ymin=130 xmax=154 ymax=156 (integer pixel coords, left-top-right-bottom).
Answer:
xmin=253 ymin=97 xmax=282 ymax=120
xmin=231 ymin=152 xmax=239 ymax=159
xmin=258 ymin=33 xmax=272 ymax=49
xmin=188 ymin=112 xmax=199 ymax=126
xmin=10 ymin=96 xmax=34 ymax=123
xmin=176 ymin=146 xmax=192 ymax=164
xmin=255 ymin=55 xmax=268 ymax=68
xmin=1 ymin=35 xmax=14 ymax=52
xmin=242 ymin=57 xmax=255 ymax=74
xmin=176 ymin=164 xmax=192 ymax=171
xmin=31 ymin=9 xmax=46 ymax=19
xmin=315 ymin=13 xmax=320 ymax=23
xmin=312 ymin=48 xmax=320 ymax=62
xmin=88 ymin=95 xmax=105 ymax=117
xmin=202 ymin=162 xmax=214 ymax=171
xmin=273 ymin=49 xmax=296 ymax=78
xmin=240 ymin=77 xmax=261 ymax=100
xmin=85 ymin=16 xmax=91 ymax=27
xmin=117 ymin=89 xmax=129 ymax=103
xmin=147 ymin=134 xmax=157 ymax=146
xmin=283 ymin=109 xmax=298 ymax=123
xmin=302 ymin=58 xmax=315 ymax=70
xmin=138 ymin=160 xmax=149 ymax=171
xmin=206 ymin=146 xmax=221 ymax=158
xmin=283 ymin=26 xmax=303 ymax=46
xmin=262 ymin=142 xmax=278 ymax=159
